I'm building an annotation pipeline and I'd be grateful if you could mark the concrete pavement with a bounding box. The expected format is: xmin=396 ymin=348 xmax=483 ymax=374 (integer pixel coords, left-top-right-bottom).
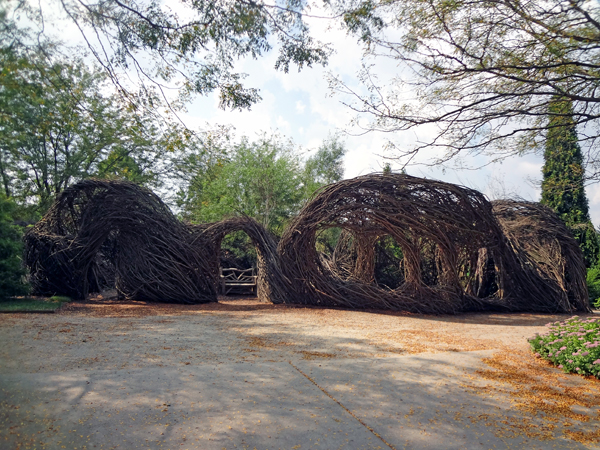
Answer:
xmin=1 ymin=352 xmax=593 ymax=450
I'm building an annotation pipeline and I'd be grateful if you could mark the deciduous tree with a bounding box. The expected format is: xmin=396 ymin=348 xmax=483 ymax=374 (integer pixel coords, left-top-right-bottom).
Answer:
xmin=180 ymin=135 xmax=303 ymax=233
xmin=302 ymin=136 xmax=346 ymax=199
xmin=0 ymin=39 xmax=183 ymax=212
xmin=179 ymin=134 xmax=346 ymax=233
xmin=11 ymin=0 xmax=331 ymax=110
xmin=331 ymin=0 xmax=600 ymax=174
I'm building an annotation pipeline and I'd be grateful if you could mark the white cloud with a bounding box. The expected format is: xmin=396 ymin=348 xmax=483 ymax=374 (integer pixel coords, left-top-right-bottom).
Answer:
xmin=588 ymin=184 xmax=600 ymax=226
xmin=275 ymin=116 xmax=291 ymax=132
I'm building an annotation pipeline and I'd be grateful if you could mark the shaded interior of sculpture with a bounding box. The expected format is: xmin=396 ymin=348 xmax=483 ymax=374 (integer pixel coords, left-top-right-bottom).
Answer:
xmin=24 ymin=175 xmax=590 ymax=313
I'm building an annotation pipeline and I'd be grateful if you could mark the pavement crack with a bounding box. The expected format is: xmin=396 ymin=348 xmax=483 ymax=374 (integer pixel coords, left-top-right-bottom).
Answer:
xmin=289 ymin=361 xmax=396 ymax=450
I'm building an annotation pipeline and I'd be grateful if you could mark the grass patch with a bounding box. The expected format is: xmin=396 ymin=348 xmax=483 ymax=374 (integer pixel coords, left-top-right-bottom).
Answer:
xmin=528 ymin=316 xmax=600 ymax=378
xmin=49 ymin=295 xmax=72 ymax=303
xmin=0 ymin=297 xmax=68 ymax=312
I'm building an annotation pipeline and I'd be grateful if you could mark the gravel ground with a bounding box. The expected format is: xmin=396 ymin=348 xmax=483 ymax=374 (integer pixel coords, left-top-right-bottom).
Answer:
xmin=1 ymin=296 xmax=600 ymax=449
xmin=0 ymin=297 xmax=560 ymax=373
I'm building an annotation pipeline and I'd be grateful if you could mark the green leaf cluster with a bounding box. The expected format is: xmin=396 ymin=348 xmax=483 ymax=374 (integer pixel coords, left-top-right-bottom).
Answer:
xmin=19 ymin=0 xmax=330 ymax=110
xmin=178 ymin=134 xmax=346 ymax=235
xmin=0 ymin=193 xmax=28 ymax=299
xmin=0 ymin=21 xmax=195 ymax=214
xmin=301 ymin=137 xmax=346 ymax=200
xmin=586 ymin=266 xmax=600 ymax=309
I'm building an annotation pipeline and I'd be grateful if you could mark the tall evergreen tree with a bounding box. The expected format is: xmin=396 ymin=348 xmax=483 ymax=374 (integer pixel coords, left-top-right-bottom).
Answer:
xmin=541 ymin=97 xmax=599 ymax=267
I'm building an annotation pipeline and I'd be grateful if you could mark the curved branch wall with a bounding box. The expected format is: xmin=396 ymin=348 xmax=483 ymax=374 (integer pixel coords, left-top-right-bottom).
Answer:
xmin=24 ymin=175 xmax=590 ymax=313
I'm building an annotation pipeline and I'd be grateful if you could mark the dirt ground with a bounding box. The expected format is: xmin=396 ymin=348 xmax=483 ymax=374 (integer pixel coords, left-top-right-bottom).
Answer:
xmin=1 ymin=296 xmax=600 ymax=448
xmin=0 ymin=295 xmax=568 ymax=372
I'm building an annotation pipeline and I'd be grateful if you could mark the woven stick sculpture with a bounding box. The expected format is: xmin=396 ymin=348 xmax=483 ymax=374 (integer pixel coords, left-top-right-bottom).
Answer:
xmin=24 ymin=175 xmax=590 ymax=313
xmin=25 ymin=180 xmax=216 ymax=303
xmin=492 ymin=200 xmax=589 ymax=312
xmin=189 ymin=216 xmax=290 ymax=303
xmin=278 ymin=174 xmax=507 ymax=313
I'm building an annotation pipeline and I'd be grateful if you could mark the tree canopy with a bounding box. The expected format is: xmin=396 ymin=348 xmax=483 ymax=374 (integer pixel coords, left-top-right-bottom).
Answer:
xmin=329 ymin=0 xmax=600 ymax=173
xmin=178 ymin=134 xmax=346 ymax=234
xmin=10 ymin=0 xmax=600 ymax=176
xmin=9 ymin=0 xmax=331 ymax=110
xmin=0 ymin=27 xmax=200 ymax=213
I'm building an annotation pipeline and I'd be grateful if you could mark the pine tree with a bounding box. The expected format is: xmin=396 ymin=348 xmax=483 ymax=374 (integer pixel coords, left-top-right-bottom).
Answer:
xmin=541 ymin=96 xmax=600 ymax=267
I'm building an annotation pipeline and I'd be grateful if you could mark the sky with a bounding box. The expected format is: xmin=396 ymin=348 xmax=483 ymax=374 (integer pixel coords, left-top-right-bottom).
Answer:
xmin=174 ymin=10 xmax=600 ymax=226
xmin=26 ymin=0 xmax=600 ymax=225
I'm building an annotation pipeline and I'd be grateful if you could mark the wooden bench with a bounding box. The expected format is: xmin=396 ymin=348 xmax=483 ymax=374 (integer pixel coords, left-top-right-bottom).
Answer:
xmin=219 ymin=267 xmax=258 ymax=295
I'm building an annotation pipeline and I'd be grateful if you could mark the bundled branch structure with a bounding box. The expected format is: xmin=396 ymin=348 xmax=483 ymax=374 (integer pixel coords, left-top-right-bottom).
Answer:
xmin=24 ymin=175 xmax=590 ymax=313
xmin=25 ymin=180 xmax=216 ymax=303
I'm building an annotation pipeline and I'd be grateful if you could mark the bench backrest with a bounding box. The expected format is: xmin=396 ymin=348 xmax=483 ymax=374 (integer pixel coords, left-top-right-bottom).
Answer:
xmin=220 ymin=267 xmax=256 ymax=283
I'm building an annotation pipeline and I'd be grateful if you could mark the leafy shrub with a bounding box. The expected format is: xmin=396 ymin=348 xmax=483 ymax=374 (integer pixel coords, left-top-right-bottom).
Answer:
xmin=0 ymin=194 xmax=28 ymax=299
xmin=220 ymin=231 xmax=257 ymax=269
xmin=528 ymin=316 xmax=600 ymax=378
xmin=587 ymin=266 xmax=600 ymax=308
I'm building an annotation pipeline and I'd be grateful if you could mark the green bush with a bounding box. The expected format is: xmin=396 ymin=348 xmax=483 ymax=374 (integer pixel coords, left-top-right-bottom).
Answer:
xmin=528 ymin=316 xmax=600 ymax=378
xmin=587 ymin=266 xmax=600 ymax=308
xmin=0 ymin=194 xmax=28 ymax=299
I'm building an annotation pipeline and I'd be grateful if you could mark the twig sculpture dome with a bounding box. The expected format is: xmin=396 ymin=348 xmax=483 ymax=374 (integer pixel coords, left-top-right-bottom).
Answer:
xmin=189 ymin=217 xmax=283 ymax=302
xmin=277 ymin=174 xmax=510 ymax=313
xmin=25 ymin=180 xmax=216 ymax=303
xmin=492 ymin=200 xmax=589 ymax=312
xmin=24 ymin=175 xmax=590 ymax=313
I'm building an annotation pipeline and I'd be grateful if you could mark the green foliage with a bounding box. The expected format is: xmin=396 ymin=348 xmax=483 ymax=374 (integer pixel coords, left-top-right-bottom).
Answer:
xmin=528 ymin=317 xmax=600 ymax=379
xmin=14 ymin=0 xmax=330 ymax=110
xmin=179 ymin=134 xmax=346 ymax=235
xmin=0 ymin=27 xmax=192 ymax=213
xmin=541 ymin=98 xmax=590 ymax=224
xmin=302 ymin=137 xmax=347 ymax=199
xmin=220 ymin=231 xmax=257 ymax=270
xmin=541 ymin=97 xmax=600 ymax=267
xmin=180 ymin=135 xmax=303 ymax=234
xmin=586 ymin=266 xmax=600 ymax=309
xmin=0 ymin=194 xmax=28 ymax=299
xmin=571 ymin=223 xmax=600 ymax=269
xmin=315 ymin=227 xmax=343 ymax=255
